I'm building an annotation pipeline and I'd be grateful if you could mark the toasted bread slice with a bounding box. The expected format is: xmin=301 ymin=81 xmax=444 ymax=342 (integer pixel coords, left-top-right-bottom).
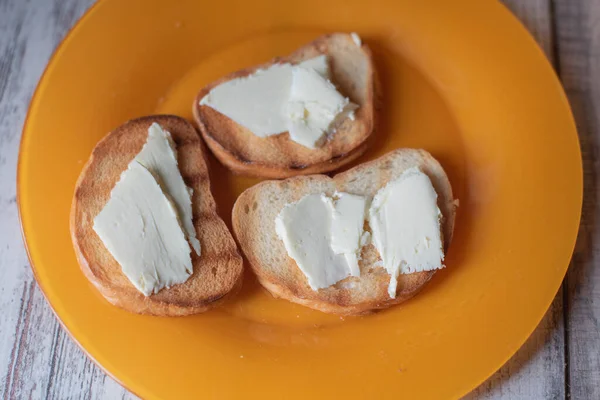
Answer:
xmin=71 ymin=115 xmax=243 ymax=316
xmin=193 ymin=33 xmax=377 ymax=179
xmin=232 ymin=149 xmax=456 ymax=315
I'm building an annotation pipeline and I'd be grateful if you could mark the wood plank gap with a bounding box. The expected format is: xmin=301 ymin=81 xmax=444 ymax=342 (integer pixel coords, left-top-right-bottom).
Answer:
xmin=7 ymin=281 xmax=36 ymax=400
xmin=2 ymin=282 xmax=29 ymax=400
xmin=44 ymin=322 xmax=63 ymax=400
xmin=549 ymin=0 xmax=562 ymax=75
xmin=548 ymin=3 xmax=571 ymax=397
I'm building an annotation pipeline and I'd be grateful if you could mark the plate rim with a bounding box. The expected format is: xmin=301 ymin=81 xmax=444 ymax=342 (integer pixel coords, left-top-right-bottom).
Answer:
xmin=16 ymin=0 xmax=583 ymax=398
xmin=16 ymin=0 xmax=143 ymax=397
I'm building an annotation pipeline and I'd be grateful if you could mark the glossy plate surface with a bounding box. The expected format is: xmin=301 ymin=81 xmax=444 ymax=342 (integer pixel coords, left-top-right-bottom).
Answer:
xmin=18 ymin=0 xmax=582 ymax=398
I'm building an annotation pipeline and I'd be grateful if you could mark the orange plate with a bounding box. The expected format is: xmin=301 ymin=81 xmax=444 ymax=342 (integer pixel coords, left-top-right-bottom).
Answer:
xmin=18 ymin=0 xmax=582 ymax=398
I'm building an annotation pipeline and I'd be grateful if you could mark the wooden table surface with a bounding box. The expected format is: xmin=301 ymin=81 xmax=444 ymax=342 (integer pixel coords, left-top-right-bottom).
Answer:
xmin=1 ymin=0 xmax=598 ymax=398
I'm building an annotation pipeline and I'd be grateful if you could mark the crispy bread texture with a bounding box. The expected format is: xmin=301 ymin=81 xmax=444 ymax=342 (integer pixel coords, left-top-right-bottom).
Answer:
xmin=232 ymin=149 xmax=456 ymax=315
xmin=71 ymin=115 xmax=243 ymax=316
xmin=193 ymin=33 xmax=378 ymax=178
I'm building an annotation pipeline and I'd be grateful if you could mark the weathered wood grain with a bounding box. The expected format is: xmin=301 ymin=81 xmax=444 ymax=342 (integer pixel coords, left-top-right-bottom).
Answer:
xmin=554 ymin=1 xmax=600 ymax=399
xmin=0 ymin=0 xmax=597 ymax=399
xmin=0 ymin=0 xmax=134 ymax=399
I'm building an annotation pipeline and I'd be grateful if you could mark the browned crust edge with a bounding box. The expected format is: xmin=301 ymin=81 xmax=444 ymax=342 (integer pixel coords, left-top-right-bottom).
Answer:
xmin=70 ymin=115 xmax=243 ymax=316
xmin=192 ymin=33 xmax=379 ymax=178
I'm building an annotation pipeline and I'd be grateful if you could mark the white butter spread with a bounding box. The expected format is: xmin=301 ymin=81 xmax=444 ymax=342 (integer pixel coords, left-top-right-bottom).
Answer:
xmin=369 ymin=168 xmax=444 ymax=298
xmin=286 ymin=68 xmax=357 ymax=148
xmin=135 ymin=123 xmax=200 ymax=255
xmin=201 ymin=63 xmax=291 ymax=137
xmin=275 ymin=168 xmax=445 ymax=297
xmin=93 ymin=162 xmax=192 ymax=296
xmin=200 ymin=54 xmax=356 ymax=148
xmin=328 ymin=192 xmax=368 ymax=276
xmin=294 ymin=54 xmax=330 ymax=77
xmin=351 ymin=32 xmax=362 ymax=46
xmin=275 ymin=194 xmax=354 ymax=290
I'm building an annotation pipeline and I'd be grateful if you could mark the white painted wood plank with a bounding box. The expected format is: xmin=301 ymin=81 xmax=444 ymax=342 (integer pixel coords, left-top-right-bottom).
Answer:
xmin=0 ymin=0 xmax=135 ymax=398
xmin=1 ymin=0 xmax=587 ymax=399
xmin=467 ymin=1 xmax=567 ymax=398
xmin=554 ymin=1 xmax=600 ymax=399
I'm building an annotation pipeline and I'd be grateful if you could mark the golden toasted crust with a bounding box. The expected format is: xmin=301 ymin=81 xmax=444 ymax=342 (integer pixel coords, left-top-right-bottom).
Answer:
xmin=193 ymin=33 xmax=378 ymax=178
xmin=232 ymin=149 xmax=456 ymax=315
xmin=70 ymin=115 xmax=243 ymax=316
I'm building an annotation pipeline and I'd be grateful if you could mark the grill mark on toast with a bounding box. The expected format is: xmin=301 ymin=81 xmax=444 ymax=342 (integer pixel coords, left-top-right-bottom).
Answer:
xmin=184 ymin=173 xmax=209 ymax=189
xmin=289 ymin=163 xmax=307 ymax=170
xmin=230 ymin=151 xmax=252 ymax=165
xmin=175 ymin=136 xmax=201 ymax=147
xmin=71 ymin=116 xmax=243 ymax=316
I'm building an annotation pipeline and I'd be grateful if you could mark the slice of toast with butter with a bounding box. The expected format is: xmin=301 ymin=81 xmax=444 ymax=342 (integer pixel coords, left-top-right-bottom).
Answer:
xmin=193 ymin=33 xmax=378 ymax=178
xmin=232 ymin=149 xmax=456 ymax=315
xmin=71 ymin=115 xmax=243 ymax=316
